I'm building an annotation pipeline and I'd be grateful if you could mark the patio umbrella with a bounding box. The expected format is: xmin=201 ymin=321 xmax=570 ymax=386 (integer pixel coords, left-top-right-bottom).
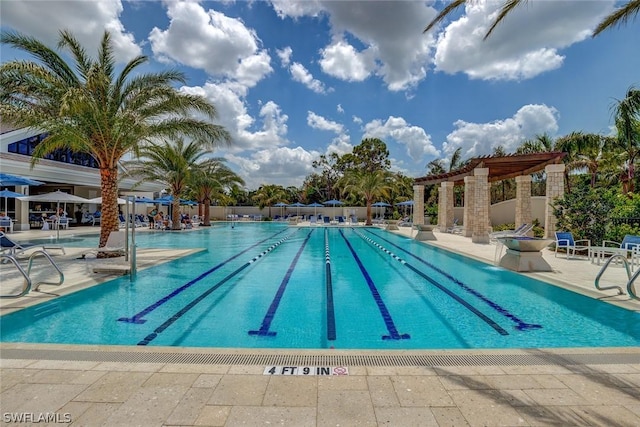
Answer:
xmin=0 ymin=189 xmax=25 ymax=214
xmin=288 ymin=202 xmax=305 ymax=217
xmin=323 ymin=199 xmax=344 ymax=219
xmin=0 ymin=173 xmax=45 ymax=187
xmin=307 ymin=202 xmax=324 ymax=217
xmin=371 ymin=201 xmax=391 ymax=220
xmin=396 ymin=200 xmax=414 ymax=221
xmin=24 ymin=190 xmax=89 ymax=239
xmin=274 ymin=202 xmax=287 ymax=218
xmin=87 ymin=196 xmax=129 ymax=205
xmin=134 ymin=196 xmax=156 ymax=203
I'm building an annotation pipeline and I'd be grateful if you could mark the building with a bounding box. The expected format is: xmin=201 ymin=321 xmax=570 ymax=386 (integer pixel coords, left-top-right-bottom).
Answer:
xmin=0 ymin=124 xmax=162 ymax=231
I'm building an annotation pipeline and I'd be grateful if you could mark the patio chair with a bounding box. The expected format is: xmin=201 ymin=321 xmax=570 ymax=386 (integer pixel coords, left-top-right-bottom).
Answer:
xmin=592 ymin=234 xmax=640 ymax=269
xmin=56 ymin=216 xmax=69 ymax=230
xmin=350 ymin=216 xmax=358 ymax=225
xmin=309 ymin=215 xmax=317 ymax=225
xmin=337 ymin=216 xmax=346 ymax=225
xmin=554 ymin=231 xmax=590 ymax=259
xmin=323 ymin=216 xmax=331 ymax=225
xmin=0 ymin=217 xmax=13 ymax=233
xmin=446 ymin=218 xmax=463 ymax=234
xmin=0 ymin=231 xmax=35 ymax=257
xmin=82 ymin=230 xmax=126 ymax=258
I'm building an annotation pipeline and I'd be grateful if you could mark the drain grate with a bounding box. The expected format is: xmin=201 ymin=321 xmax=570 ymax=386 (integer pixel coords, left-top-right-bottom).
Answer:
xmin=1 ymin=348 xmax=638 ymax=367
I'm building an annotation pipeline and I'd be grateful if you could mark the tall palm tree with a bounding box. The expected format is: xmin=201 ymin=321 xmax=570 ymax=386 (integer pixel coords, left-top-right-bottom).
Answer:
xmin=0 ymin=30 xmax=230 ymax=247
xmin=189 ymin=159 xmax=244 ymax=226
xmin=252 ymin=184 xmax=288 ymax=218
xmin=339 ymin=169 xmax=391 ymax=225
xmin=608 ymin=87 xmax=640 ymax=193
xmin=424 ymin=0 xmax=639 ymax=39
xmin=124 ymin=139 xmax=212 ymax=230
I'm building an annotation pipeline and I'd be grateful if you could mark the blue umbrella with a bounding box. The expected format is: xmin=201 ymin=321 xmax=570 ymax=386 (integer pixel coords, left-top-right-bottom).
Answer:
xmin=372 ymin=201 xmax=391 ymax=207
xmin=288 ymin=202 xmax=305 ymax=217
xmin=134 ymin=196 xmax=156 ymax=203
xmin=307 ymin=202 xmax=324 ymax=216
xmin=396 ymin=200 xmax=414 ymax=221
xmin=273 ymin=202 xmax=287 ymax=218
xmin=0 ymin=189 xmax=25 ymax=214
xmin=0 ymin=173 xmax=44 ymax=186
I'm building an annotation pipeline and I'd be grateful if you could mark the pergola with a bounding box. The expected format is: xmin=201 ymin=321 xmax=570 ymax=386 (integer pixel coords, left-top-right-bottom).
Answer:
xmin=412 ymin=152 xmax=567 ymax=242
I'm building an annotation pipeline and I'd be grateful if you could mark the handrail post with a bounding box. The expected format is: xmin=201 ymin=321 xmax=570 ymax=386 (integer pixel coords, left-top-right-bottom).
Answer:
xmin=129 ymin=195 xmax=137 ymax=281
xmin=594 ymin=254 xmax=628 ymax=295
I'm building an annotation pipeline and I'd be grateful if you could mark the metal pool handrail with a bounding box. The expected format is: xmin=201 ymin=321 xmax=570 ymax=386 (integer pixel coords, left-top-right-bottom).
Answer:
xmin=593 ymin=254 xmax=640 ymax=299
xmin=1 ymin=250 xmax=64 ymax=298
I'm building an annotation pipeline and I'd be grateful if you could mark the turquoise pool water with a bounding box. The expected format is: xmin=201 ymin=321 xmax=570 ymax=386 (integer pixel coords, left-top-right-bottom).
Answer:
xmin=1 ymin=223 xmax=639 ymax=349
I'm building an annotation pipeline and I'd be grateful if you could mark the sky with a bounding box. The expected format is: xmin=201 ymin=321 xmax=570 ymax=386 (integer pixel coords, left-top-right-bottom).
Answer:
xmin=1 ymin=0 xmax=639 ymax=189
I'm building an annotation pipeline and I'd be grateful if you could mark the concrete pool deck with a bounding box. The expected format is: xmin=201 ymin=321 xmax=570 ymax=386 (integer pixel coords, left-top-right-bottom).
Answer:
xmin=1 ymin=224 xmax=639 ymax=426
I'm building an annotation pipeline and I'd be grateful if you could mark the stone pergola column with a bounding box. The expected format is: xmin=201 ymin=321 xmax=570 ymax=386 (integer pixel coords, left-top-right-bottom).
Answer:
xmin=440 ymin=181 xmax=454 ymax=231
xmin=515 ymin=175 xmax=532 ymax=236
xmin=462 ymin=176 xmax=475 ymax=237
xmin=472 ymin=168 xmax=490 ymax=243
xmin=413 ymin=185 xmax=425 ymax=225
xmin=544 ymin=163 xmax=565 ymax=239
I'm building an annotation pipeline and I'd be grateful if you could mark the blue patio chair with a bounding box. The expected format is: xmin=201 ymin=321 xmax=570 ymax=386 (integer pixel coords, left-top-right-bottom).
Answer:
xmin=554 ymin=231 xmax=590 ymax=259
xmin=323 ymin=216 xmax=331 ymax=225
xmin=0 ymin=231 xmax=35 ymax=257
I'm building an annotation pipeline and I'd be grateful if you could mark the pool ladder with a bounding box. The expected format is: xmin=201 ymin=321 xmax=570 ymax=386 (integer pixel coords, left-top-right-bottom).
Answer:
xmin=594 ymin=254 xmax=639 ymax=300
xmin=0 ymin=250 xmax=64 ymax=299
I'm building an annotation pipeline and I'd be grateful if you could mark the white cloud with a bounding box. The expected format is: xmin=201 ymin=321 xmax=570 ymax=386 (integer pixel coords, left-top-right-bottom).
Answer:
xmin=432 ymin=1 xmax=615 ymax=81
xmin=319 ymin=40 xmax=377 ymax=82
xmin=290 ymin=62 xmax=327 ymax=93
xmin=149 ymin=1 xmax=272 ymax=88
xmin=337 ymin=104 xmax=344 ymax=114
xmin=442 ymin=104 xmax=560 ymax=158
xmin=307 ymin=111 xmax=344 ymax=134
xmin=326 ymin=134 xmax=353 ymax=157
xmin=273 ymin=1 xmax=437 ymax=92
xmin=276 ymin=46 xmax=293 ymax=67
xmin=352 ymin=115 xmax=363 ymax=125
xmin=227 ymin=146 xmax=320 ymax=188
xmin=1 ymin=0 xmax=141 ymax=62
xmin=181 ymin=83 xmax=289 ymax=152
xmin=363 ymin=116 xmax=440 ymax=163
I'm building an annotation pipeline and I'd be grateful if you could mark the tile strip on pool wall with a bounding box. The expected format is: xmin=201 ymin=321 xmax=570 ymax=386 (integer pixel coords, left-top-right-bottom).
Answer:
xmin=324 ymin=228 xmax=336 ymax=341
xmin=2 ymin=347 xmax=638 ymax=366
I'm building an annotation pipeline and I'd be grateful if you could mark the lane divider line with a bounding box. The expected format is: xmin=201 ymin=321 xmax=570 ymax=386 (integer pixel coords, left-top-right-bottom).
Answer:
xmin=249 ymin=230 xmax=314 ymax=336
xmin=366 ymin=229 xmax=541 ymax=331
xmin=118 ymin=228 xmax=290 ymax=324
xmin=137 ymin=229 xmax=301 ymax=345
xmin=353 ymin=228 xmax=509 ymax=336
xmin=339 ymin=229 xmax=410 ymax=340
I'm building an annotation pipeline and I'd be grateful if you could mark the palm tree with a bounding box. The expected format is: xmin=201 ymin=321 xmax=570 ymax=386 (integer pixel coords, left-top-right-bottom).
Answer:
xmin=608 ymin=87 xmax=640 ymax=193
xmin=0 ymin=30 xmax=230 ymax=247
xmin=424 ymin=0 xmax=640 ymax=39
xmin=190 ymin=159 xmax=244 ymax=226
xmin=339 ymin=169 xmax=391 ymax=225
xmin=252 ymin=184 xmax=288 ymax=218
xmin=124 ymin=139 xmax=212 ymax=230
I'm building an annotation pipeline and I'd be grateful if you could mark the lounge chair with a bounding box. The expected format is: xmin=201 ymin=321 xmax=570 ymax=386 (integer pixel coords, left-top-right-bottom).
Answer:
xmin=554 ymin=231 xmax=590 ymax=259
xmin=82 ymin=231 xmax=126 ymax=258
xmin=446 ymin=218 xmax=463 ymax=234
xmin=350 ymin=216 xmax=358 ymax=225
xmin=309 ymin=215 xmax=317 ymax=225
xmin=0 ymin=232 xmax=35 ymax=257
xmin=323 ymin=216 xmax=331 ymax=225
xmin=337 ymin=216 xmax=346 ymax=225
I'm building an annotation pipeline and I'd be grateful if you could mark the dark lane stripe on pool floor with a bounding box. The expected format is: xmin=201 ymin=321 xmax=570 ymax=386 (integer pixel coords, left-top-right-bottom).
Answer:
xmin=365 ymin=229 xmax=541 ymax=331
xmin=118 ymin=228 xmax=290 ymax=324
xmin=355 ymin=228 xmax=508 ymax=336
xmin=325 ymin=228 xmax=336 ymax=341
xmin=339 ymin=229 xmax=410 ymax=341
xmin=249 ymin=229 xmax=314 ymax=337
xmin=137 ymin=229 xmax=301 ymax=346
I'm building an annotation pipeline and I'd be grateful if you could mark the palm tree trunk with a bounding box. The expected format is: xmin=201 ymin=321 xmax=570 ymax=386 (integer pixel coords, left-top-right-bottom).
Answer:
xmin=365 ymin=202 xmax=372 ymax=226
xmin=202 ymin=197 xmax=211 ymax=226
xmin=171 ymin=200 xmax=180 ymax=230
xmin=99 ymin=167 xmax=120 ymax=254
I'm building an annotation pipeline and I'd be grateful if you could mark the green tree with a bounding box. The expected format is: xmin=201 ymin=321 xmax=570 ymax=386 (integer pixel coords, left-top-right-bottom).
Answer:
xmin=338 ymin=138 xmax=391 ymax=173
xmin=607 ymin=87 xmax=640 ymax=193
xmin=339 ymin=169 xmax=391 ymax=225
xmin=124 ymin=139 xmax=211 ymax=230
xmin=252 ymin=184 xmax=288 ymax=218
xmin=424 ymin=0 xmax=640 ymax=40
xmin=190 ymin=159 xmax=244 ymax=226
xmin=0 ymin=30 xmax=229 ymax=247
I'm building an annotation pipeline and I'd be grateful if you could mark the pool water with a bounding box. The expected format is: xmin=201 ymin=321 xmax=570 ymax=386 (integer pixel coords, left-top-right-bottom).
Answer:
xmin=1 ymin=223 xmax=639 ymax=349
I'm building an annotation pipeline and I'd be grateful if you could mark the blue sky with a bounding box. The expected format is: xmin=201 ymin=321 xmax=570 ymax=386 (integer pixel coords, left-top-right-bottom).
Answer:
xmin=2 ymin=0 xmax=639 ymax=189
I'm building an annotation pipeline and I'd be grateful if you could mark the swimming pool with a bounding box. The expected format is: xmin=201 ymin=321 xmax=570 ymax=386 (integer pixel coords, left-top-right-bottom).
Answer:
xmin=1 ymin=223 xmax=639 ymax=349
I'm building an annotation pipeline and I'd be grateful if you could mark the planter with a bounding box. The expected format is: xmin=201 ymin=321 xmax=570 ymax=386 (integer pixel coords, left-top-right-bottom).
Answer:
xmin=497 ymin=237 xmax=553 ymax=272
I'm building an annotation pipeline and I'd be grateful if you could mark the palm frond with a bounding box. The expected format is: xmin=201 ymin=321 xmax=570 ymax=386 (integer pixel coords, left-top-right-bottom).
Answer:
xmin=484 ymin=0 xmax=526 ymax=40
xmin=593 ymin=0 xmax=640 ymax=37
xmin=424 ymin=0 xmax=467 ymax=34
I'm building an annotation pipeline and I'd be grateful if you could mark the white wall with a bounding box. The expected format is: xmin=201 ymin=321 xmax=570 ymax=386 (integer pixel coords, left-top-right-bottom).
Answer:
xmin=453 ymin=196 xmax=547 ymax=227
